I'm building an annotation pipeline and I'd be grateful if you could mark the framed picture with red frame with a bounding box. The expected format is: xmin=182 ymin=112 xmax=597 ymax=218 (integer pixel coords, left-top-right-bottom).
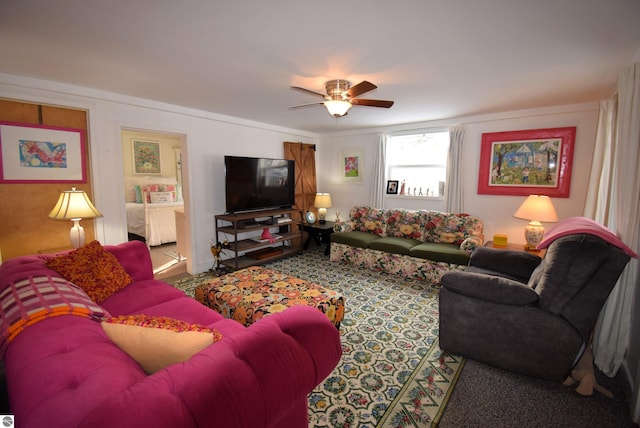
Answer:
xmin=477 ymin=127 xmax=576 ymax=197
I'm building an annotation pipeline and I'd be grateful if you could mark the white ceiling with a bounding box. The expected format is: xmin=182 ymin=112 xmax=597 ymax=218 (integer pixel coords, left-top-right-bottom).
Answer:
xmin=1 ymin=1 xmax=640 ymax=134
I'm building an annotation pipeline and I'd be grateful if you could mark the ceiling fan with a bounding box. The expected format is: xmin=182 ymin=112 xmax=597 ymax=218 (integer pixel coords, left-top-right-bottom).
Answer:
xmin=290 ymin=80 xmax=394 ymax=117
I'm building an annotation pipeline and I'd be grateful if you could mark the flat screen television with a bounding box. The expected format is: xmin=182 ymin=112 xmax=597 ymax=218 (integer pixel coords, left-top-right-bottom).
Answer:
xmin=224 ymin=155 xmax=295 ymax=214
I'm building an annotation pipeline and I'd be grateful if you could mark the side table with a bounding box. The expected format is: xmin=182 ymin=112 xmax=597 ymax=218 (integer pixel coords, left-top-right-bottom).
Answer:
xmin=303 ymin=221 xmax=335 ymax=256
xmin=485 ymin=240 xmax=546 ymax=257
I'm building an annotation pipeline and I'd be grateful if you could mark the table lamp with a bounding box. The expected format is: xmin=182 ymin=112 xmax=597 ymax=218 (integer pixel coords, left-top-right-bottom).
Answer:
xmin=314 ymin=193 xmax=332 ymax=224
xmin=48 ymin=187 xmax=103 ymax=248
xmin=513 ymin=194 xmax=558 ymax=250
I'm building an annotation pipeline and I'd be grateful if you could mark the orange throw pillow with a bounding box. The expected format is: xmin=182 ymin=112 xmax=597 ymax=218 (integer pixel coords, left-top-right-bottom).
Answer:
xmin=46 ymin=240 xmax=133 ymax=303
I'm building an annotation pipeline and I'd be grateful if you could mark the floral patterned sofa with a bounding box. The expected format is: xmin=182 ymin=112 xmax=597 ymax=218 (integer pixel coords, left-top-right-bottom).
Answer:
xmin=330 ymin=206 xmax=484 ymax=283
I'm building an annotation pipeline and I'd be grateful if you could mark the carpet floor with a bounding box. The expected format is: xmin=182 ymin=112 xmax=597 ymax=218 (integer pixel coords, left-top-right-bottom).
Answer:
xmin=167 ymin=245 xmax=463 ymax=427
xmin=439 ymin=358 xmax=637 ymax=428
xmin=165 ymin=245 xmax=637 ymax=428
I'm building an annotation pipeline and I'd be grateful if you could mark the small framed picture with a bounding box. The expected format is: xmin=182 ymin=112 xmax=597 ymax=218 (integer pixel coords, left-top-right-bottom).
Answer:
xmin=386 ymin=180 xmax=399 ymax=194
xmin=340 ymin=150 xmax=364 ymax=183
xmin=132 ymin=139 xmax=162 ymax=175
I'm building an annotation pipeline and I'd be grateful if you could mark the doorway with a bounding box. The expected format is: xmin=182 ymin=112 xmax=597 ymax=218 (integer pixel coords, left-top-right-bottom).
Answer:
xmin=120 ymin=128 xmax=190 ymax=277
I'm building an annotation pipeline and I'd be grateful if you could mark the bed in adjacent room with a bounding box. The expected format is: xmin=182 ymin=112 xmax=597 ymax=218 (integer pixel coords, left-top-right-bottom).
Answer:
xmin=124 ymin=176 xmax=183 ymax=247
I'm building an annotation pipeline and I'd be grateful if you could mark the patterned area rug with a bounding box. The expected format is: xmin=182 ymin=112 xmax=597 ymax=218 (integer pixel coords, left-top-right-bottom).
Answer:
xmin=166 ymin=245 xmax=464 ymax=428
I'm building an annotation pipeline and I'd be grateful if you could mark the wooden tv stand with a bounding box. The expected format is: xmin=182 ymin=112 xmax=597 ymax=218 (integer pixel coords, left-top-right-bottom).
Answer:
xmin=214 ymin=208 xmax=303 ymax=270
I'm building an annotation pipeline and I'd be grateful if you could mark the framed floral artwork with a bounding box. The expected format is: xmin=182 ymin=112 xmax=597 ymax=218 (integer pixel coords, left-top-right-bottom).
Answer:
xmin=0 ymin=121 xmax=87 ymax=183
xmin=340 ymin=150 xmax=363 ymax=183
xmin=477 ymin=127 xmax=576 ymax=197
xmin=132 ymin=139 xmax=161 ymax=175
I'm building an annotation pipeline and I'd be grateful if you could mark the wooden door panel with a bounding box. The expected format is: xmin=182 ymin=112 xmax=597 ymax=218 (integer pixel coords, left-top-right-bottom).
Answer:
xmin=284 ymin=143 xmax=305 ymax=196
xmin=300 ymin=148 xmax=316 ymax=196
xmin=284 ymin=142 xmax=317 ymax=216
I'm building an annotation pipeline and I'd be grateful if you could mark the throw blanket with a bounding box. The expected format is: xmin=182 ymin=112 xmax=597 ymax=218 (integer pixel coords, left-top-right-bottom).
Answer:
xmin=0 ymin=275 xmax=110 ymax=357
xmin=537 ymin=216 xmax=638 ymax=258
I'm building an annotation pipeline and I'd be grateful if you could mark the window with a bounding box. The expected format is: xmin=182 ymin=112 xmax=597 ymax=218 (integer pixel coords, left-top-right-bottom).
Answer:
xmin=386 ymin=130 xmax=450 ymax=197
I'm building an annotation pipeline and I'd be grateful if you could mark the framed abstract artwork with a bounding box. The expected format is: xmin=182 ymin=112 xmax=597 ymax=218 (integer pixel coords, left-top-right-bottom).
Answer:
xmin=340 ymin=150 xmax=364 ymax=183
xmin=0 ymin=121 xmax=87 ymax=183
xmin=477 ymin=127 xmax=576 ymax=197
xmin=132 ymin=139 xmax=162 ymax=175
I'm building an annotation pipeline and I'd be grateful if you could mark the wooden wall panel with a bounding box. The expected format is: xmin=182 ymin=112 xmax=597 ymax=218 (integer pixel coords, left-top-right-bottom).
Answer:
xmin=0 ymin=99 xmax=93 ymax=260
xmin=41 ymin=105 xmax=88 ymax=129
xmin=0 ymin=99 xmax=39 ymax=123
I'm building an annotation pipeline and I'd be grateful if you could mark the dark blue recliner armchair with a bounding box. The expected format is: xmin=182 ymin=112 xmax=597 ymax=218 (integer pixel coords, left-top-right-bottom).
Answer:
xmin=439 ymin=232 xmax=631 ymax=382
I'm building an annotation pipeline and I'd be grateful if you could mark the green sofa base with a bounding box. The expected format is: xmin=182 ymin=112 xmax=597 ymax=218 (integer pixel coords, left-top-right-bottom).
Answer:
xmin=329 ymin=241 xmax=467 ymax=284
xmin=331 ymin=231 xmax=381 ymax=248
xmin=332 ymin=231 xmax=471 ymax=265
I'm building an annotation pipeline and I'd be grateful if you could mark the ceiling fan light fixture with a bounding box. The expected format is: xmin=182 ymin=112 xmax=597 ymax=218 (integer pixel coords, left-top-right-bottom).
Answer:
xmin=290 ymin=79 xmax=392 ymax=116
xmin=324 ymin=99 xmax=352 ymax=117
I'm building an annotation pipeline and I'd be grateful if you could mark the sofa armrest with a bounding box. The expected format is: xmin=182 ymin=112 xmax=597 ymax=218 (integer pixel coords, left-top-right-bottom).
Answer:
xmin=80 ymin=305 xmax=341 ymax=428
xmin=333 ymin=221 xmax=355 ymax=232
xmin=441 ymin=271 xmax=539 ymax=306
xmin=469 ymin=247 xmax=541 ymax=279
xmin=460 ymin=235 xmax=483 ymax=253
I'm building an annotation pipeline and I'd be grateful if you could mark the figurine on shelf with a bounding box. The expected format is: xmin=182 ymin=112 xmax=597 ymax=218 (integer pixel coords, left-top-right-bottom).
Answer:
xmin=335 ymin=212 xmax=341 ymax=223
xmin=400 ymin=180 xmax=406 ymax=195
xmin=261 ymin=227 xmax=277 ymax=243
xmin=210 ymin=240 xmax=230 ymax=272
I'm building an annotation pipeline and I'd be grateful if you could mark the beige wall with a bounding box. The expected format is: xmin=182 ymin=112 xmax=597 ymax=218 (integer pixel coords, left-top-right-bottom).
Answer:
xmin=121 ymin=129 xmax=181 ymax=185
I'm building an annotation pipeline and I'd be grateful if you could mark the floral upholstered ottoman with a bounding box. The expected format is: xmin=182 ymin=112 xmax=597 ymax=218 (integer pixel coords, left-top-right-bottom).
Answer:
xmin=194 ymin=266 xmax=344 ymax=328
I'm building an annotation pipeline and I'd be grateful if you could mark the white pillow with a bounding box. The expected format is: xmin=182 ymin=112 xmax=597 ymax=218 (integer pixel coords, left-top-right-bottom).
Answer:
xmin=150 ymin=191 xmax=174 ymax=203
xmin=142 ymin=176 xmax=177 ymax=185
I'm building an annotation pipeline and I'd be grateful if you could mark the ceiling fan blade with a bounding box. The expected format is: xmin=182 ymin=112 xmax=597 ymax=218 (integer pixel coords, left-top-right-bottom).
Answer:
xmin=288 ymin=102 xmax=325 ymax=110
xmin=345 ymin=81 xmax=377 ymax=98
xmin=290 ymin=86 xmax=327 ymax=99
xmin=351 ymin=98 xmax=394 ymax=108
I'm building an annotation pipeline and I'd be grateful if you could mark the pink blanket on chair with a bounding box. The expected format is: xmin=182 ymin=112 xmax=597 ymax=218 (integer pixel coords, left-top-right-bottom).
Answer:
xmin=537 ymin=216 xmax=637 ymax=258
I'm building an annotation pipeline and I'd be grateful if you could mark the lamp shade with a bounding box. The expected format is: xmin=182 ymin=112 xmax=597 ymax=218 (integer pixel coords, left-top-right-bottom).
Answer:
xmin=513 ymin=195 xmax=558 ymax=249
xmin=49 ymin=188 xmax=102 ymax=249
xmin=314 ymin=193 xmax=332 ymax=209
xmin=324 ymin=100 xmax=352 ymax=117
xmin=49 ymin=187 xmax=102 ymax=248
xmin=314 ymin=193 xmax=332 ymax=223
xmin=48 ymin=188 xmax=103 ymax=220
xmin=513 ymin=195 xmax=558 ymax=222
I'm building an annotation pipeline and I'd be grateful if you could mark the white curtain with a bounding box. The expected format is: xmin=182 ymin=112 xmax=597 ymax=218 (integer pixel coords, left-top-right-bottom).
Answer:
xmin=369 ymin=133 xmax=387 ymax=208
xmin=587 ymin=62 xmax=640 ymax=422
xmin=445 ymin=124 xmax=465 ymax=212
xmin=584 ymin=100 xmax=617 ymax=222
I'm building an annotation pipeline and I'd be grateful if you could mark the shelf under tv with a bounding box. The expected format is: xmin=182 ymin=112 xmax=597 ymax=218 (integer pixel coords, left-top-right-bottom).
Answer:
xmin=214 ymin=208 xmax=303 ymax=270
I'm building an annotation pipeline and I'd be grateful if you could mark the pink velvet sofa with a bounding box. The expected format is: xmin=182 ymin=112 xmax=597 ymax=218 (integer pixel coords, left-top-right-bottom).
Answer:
xmin=0 ymin=240 xmax=342 ymax=428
